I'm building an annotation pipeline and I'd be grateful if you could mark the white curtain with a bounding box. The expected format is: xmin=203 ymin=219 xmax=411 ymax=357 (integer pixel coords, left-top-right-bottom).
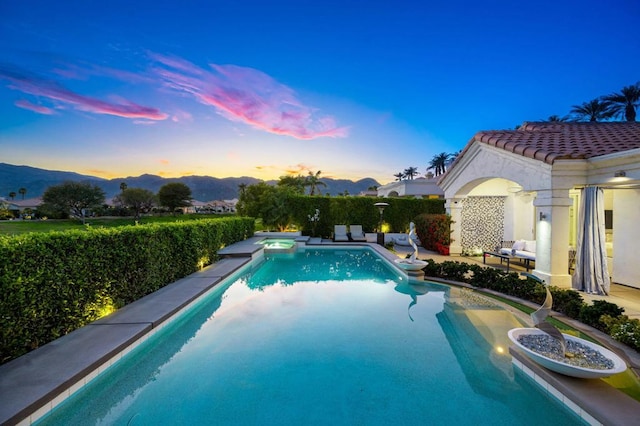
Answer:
xmin=571 ymin=186 xmax=610 ymax=295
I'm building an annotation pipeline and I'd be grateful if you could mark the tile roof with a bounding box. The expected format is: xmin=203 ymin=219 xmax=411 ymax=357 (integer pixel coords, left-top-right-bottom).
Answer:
xmin=472 ymin=121 xmax=640 ymax=165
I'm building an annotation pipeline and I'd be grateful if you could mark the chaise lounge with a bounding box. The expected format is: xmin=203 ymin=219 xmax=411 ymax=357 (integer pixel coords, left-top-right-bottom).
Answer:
xmin=333 ymin=225 xmax=350 ymax=242
xmin=349 ymin=225 xmax=367 ymax=242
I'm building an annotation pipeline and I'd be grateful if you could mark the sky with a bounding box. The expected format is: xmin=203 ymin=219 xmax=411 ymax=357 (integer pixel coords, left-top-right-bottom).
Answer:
xmin=1 ymin=0 xmax=639 ymax=185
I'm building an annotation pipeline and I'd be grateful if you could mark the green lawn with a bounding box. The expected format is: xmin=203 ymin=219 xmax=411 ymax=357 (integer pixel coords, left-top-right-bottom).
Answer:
xmin=0 ymin=214 xmax=235 ymax=236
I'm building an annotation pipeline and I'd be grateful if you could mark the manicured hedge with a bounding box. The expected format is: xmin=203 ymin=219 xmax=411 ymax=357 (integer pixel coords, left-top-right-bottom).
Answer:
xmin=423 ymin=259 xmax=640 ymax=352
xmin=287 ymin=196 xmax=445 ymax=237
xmin=0 ymin=217 xmax=254 ymax=363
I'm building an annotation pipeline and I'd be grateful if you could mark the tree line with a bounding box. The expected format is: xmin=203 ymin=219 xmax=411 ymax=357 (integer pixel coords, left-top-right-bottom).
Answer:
xmin=552 ymin=81 xmax=640 ymax=123
xmin=394 ymin=151 xmax=460 ymax=182
xmin=5 ymin=188 xmax=27 ymax=200
xmin=31 ymin=181 xmax=193 ymax=222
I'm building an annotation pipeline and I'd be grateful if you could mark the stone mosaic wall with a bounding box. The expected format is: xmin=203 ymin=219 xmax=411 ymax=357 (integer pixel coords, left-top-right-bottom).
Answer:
xmin=461 ymin=196 xmax=506 ymax=254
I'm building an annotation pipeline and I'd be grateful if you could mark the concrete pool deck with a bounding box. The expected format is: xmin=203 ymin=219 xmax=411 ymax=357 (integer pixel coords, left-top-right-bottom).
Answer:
xmin=1 ymin=237 xmax=639 ymax=425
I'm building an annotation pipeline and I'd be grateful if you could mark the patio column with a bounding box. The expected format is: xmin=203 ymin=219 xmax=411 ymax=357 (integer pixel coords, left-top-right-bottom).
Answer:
xmin=532 ymin=189 xmax=572 ymax=287
xmin=446 ymin=197 xmax=463 ymax=256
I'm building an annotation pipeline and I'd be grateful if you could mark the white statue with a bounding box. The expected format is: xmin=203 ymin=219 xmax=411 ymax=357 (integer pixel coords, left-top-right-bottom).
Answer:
xmin=408 ymin=221 xmax=418 ymax=262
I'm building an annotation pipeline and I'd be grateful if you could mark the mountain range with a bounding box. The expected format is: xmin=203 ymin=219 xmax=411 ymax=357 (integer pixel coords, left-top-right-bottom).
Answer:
xmin=0 ymin=163 xmax=380 ymax=201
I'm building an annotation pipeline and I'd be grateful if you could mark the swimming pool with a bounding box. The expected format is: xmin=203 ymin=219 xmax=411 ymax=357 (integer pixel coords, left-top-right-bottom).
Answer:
xmin=36 ymin=247 xmax=582 ymax=425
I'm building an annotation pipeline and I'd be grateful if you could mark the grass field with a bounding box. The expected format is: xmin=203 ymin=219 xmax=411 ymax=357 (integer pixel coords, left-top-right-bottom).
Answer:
xmin=0 ymin=214 xmax=237 ymax=236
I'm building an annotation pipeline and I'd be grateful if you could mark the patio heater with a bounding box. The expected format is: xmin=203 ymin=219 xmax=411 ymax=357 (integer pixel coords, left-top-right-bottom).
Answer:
xmin=374 ymin=202 xmax=389 ymax=245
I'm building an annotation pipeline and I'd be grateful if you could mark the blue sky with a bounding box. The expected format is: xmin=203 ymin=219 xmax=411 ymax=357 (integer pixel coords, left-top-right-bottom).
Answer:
xmin=1 ymin=0 xmax=639 ymax=184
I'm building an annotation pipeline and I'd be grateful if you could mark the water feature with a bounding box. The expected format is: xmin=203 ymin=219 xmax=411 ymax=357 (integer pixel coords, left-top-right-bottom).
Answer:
xmin=256 ymin=238 xmax=297 ymax=252
xmin=36 ymin=247 xmax=583 ymax=425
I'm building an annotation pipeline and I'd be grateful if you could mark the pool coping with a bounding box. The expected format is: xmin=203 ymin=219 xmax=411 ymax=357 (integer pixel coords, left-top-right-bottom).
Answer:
xmin=1 ymin=239 xmax=638 ymax=425
xmin=510 ymin=348 xmax=640 ymax=425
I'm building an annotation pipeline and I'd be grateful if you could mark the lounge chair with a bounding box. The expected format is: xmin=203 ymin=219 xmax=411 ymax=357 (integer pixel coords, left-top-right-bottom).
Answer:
xmin=333 ymin=225 xmax=349 ymax=242
xmin=349 ymin=225 xmax=367 ymax=242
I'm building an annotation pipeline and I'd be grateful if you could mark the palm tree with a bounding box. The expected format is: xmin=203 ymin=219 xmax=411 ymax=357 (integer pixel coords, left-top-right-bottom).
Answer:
xmin=18 ymin=187 xmax=27 ymax=199
xmin=570 ymin=99 xmax=615 ymax=122
xmin=403 ymin=167 xmax=418 ymax=180
xmin=448 ymin=150 xmax=460 ymax=166
xmin=8 ymin=191 xmax=16 ymax=200
xmin=393 ymin=172 xmax=404 ymax=181
xmin=305 ymin=170 xmax=327 ymax=195
xmin=119 ymin=182 xmax=127 ymax=192
xmin=238 ymin=183 xmax=247 ymax=197
xmin=603 ymin=83 xmax=640 ymax=121
xmin=547 ymin=115 xmax=569 ymax=122
xmin=428 ymin=152 xmax=452 ymax=176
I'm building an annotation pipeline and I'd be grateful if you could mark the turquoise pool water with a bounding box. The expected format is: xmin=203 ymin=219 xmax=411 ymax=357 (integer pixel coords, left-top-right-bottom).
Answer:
xmin=257 ymin=238 xmax=297 ymax=249
xmin=37 ymin=248 xmax=582 ymax=425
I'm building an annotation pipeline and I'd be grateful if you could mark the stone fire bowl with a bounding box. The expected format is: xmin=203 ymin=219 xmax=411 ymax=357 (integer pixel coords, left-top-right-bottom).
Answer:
xmin=508 ymin=328 xmax=627 ymax=379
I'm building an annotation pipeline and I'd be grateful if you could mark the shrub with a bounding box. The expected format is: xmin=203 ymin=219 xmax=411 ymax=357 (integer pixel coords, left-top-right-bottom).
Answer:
xmin=602 ymin=315 xmax=640 ymax=351
xmin=423 ymin=260 xmax=637 ymax=352
xmin=578 ymin=300 xmax=625 ymax=332
xmin=0 ymin=217 xmax=254 ymax=364
xmin=549 ymin=287 xmax=584 ymax=319
xmin=413 ymin=214 xmax=453 ymax=254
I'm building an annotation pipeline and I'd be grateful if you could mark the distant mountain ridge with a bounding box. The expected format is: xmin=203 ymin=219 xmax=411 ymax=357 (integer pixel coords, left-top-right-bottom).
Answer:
xmin=0 ymin=163 xmax=380 ymax=201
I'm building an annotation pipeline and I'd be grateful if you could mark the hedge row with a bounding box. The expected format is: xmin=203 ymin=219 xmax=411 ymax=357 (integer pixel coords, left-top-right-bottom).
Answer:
xmin=423 ymin=259 xmax=640 ymax=352
xmin=286 ymin=196 xmax=445 ymax=237
xmin=0 ymin=217 xmax=255 ymax=363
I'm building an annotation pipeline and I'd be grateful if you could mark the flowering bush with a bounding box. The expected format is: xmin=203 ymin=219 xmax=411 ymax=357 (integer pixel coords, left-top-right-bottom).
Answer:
xmin=602 ymin=315 xmax=640 ymax=351
xmin=414 ymin=214 xmax=453 ymax=254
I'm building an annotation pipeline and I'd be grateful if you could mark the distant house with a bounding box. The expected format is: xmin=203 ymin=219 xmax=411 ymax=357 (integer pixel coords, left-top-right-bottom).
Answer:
xmin=2 ymin=197 xmax=42 ymax=213
xmin=438 ymin=122 xmax=640 ymax=289
xmin=195 ymin=199 xmax=238 ymax=214
xmin=377 ymin=176 xmax=444 ymax=199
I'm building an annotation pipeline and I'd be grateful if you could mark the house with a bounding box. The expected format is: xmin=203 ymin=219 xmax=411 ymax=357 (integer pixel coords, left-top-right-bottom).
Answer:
xmin=1 ymin=197 xmax=42 ymax=214
xmin=438 ymin=122 xmax=640 ymax=289
xmin=377 ymin=176 xmax=444 ymax=198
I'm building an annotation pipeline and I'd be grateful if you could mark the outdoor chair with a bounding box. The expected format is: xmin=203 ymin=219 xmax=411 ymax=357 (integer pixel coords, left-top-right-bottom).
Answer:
xmin=333 ymin=225 xmax=349 ymax=242
xmin=349 ymin=225 xmax=367 ymax=242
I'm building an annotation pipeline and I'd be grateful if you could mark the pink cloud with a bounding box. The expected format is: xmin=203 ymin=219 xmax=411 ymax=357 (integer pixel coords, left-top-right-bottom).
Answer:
xmin=150 ymin=53 xmax=349 ymax=140
xmin=1 ymin=66 xmax=167 ymax=121
xmin=14 ymin=99 xmax=55 ymax=115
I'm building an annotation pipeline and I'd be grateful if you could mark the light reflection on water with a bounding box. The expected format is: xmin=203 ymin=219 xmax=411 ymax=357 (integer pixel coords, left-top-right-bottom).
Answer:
xmin=37 ymin=248 xmax=582 ymax=426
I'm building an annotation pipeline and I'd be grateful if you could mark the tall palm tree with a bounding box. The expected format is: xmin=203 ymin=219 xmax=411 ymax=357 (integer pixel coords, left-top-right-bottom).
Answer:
xmin=393 ymin=172 xmax=404 ymax=181
xmin=428 ymin=152 xmax=452 ymax=176
xmin=119 ymin=182 xmax=128 ymax=192
xmin=8 ymin=191 xmax=16 ymax=200
xmin=603 ymin=83 xmax=640 ymax=121
xmin=447 ymin=150 xmax=460 ymax=166
xmin=403 ymin=167 xmax=418 ymax=180
xmin=238 ymin=183 xmax=247 ymax=197
xmin=305 ymin=170 xmax=327 ymax=195
xmin=18 ymin=187 xmax=27 ymax=199
xmin=570 ymin=99 xmax=615 ymax=122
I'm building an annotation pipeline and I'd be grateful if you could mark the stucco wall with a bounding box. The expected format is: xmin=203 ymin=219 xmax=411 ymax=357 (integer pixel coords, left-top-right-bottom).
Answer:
xmin=613 ymin=189 xmax=640 ymax=288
